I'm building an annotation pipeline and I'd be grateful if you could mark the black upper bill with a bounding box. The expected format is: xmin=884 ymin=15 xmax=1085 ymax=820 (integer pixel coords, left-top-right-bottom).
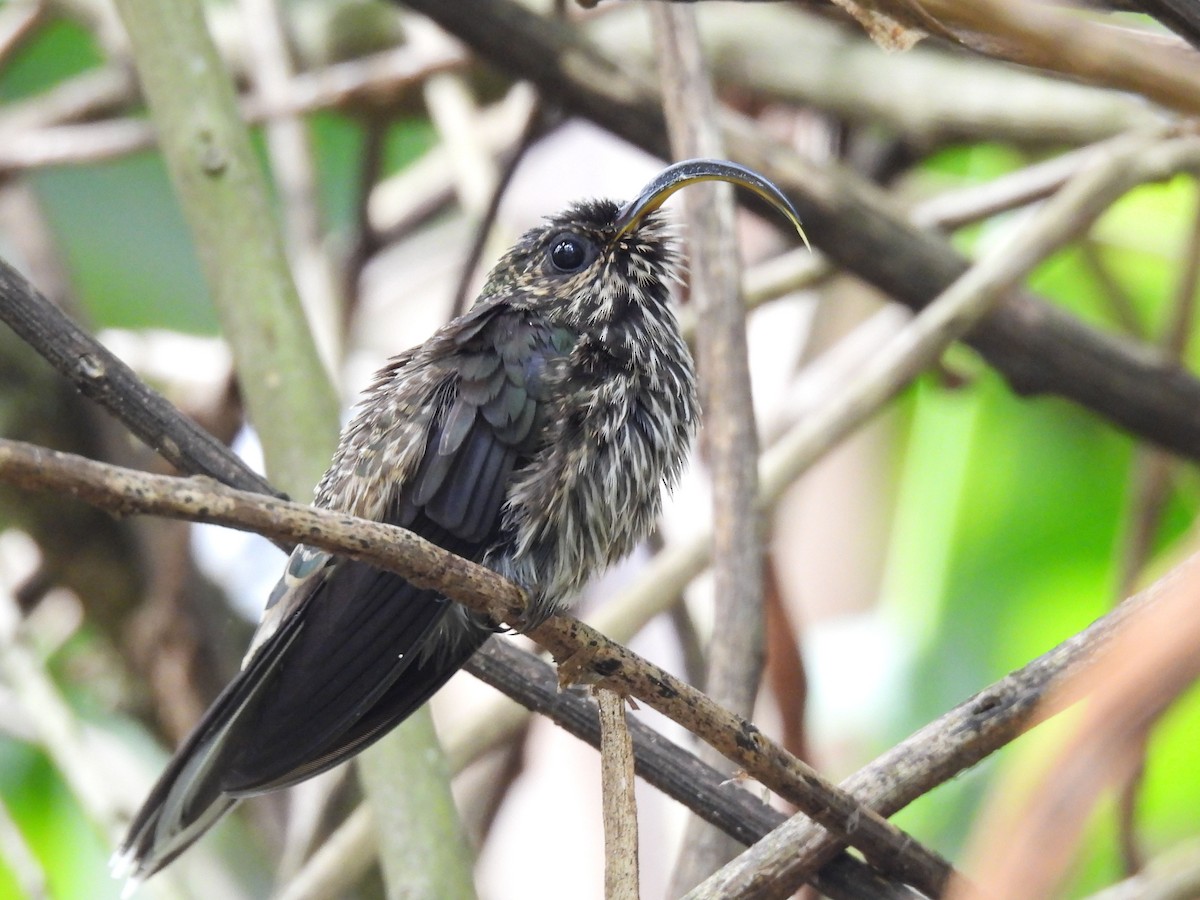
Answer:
xmin=613 ymin=158 xmax=809 ymax=248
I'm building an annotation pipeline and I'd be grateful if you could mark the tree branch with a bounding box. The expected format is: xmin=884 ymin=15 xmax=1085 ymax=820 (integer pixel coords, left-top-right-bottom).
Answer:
xmin=0 ymin=435 xmax=957 ymax=896
xmin=597 ymin=687 xmax=639 ymax=900
xmin=112 ymin=0 xmax=341 ymax=498
xmin=0 ymin=256 xmax=278 ymax=498
xmin=283 ymin=636 xmax=920 ymax=900
xmin=652 ymin=4 xmax=767 ymax=890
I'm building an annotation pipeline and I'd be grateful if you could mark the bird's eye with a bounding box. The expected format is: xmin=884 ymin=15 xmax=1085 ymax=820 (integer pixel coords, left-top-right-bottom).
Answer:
xmin=548 ymin=233 xmax=592 ymax=274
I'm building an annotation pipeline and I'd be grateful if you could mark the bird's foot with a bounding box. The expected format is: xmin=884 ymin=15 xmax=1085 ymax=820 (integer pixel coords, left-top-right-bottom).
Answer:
xmin=502 ymin=591 xmax=558 ymax=635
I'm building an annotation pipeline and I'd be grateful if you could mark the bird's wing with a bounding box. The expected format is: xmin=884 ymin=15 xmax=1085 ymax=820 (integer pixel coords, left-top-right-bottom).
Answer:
xmin=116 ymin=305 xmax=569 ymax=880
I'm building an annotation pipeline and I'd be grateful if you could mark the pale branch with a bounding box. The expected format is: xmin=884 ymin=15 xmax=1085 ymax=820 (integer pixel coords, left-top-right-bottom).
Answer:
xmin=0 ymin=66 xmax=133 ymax=135
xmin=735 ymin=128 xmax=1161 ymax=322
xmin=906 ymin=136 xmax=1139 ymax=232
xmin=242 ymin=0 xmax=346 ymax=368
xmin=113 ymin=0 xmax=341 ymax=498
xmin=0 ymin=435 xmax=957 ymax=895
xmin=448 ymin=96 xmax=551 ymax=318
xmin=654 ymin=4 xmax=767 ymax=891
xmin=597 ymin=687 xmax=640 ymax=900
xmin=917 ymin=0 xmax=1200 ymax=117
xmin=590 ymin=4 xmax=1160 ymax=148
xmin=0 ymin=45 xmax=464 ymax=176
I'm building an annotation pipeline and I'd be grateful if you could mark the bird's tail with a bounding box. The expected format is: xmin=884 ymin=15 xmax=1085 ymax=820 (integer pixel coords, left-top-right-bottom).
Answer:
xmin=110 ymin=610 xmax=307 ymax=890
xmin=112 ymin=547 xmax=491 ymax=891
xmin=112 ymin=611 xmax=488 ymax=891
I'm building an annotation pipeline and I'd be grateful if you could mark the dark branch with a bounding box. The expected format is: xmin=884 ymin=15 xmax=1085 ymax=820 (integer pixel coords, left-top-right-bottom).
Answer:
xmin=399 ymin=0 xmax=1200 ymax=460
xmin=1108 ymin=0 xmax=1200 ymax=50
xmin=0 ymin=256 xmax=280 ymax=499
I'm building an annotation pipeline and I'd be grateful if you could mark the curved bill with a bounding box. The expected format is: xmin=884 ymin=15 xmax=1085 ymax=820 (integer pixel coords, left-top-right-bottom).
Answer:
xmin=613 ymin=158 xmax=809 ymax=249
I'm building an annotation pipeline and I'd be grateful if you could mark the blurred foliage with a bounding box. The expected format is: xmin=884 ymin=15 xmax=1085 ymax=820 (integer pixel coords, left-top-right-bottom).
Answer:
xmin=0 ymin=744 xmax=116 ymax=899
xmin=1 ymin=12 xmax=1199 ymax=900
xmin=0 ymin=20 xmax=102 ymax=100
xmin=882 ymin=143 xmax=1200 ymax=895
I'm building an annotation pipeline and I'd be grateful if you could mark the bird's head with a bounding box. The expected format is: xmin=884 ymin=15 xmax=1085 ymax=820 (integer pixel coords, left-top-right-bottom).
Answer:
xmin=480 ymin=159 xmax=806 ymax=328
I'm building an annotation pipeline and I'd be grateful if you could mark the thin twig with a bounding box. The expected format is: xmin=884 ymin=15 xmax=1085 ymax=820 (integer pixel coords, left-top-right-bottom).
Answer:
xmin=421 ymin=50 xmax=496 ymax=217
xmin=652 ymin=4 xmax=766 ymax=890
xmin=367 ymin=85 xmax=538 ymax=240
xmin=907 ymin=136 xmax=1153 ymax=233
xmin=0 ymin=45 xmax=464 ymax=176
xmin=598 ymin=688 xmax=640 ymax=900
xmin=448 ymin=97 xmax=549 ymax=318
xmin=1079 ymin=238 xmax=1148 ymax=339
xmin=241 ymin=0 xmax=344 ymax=370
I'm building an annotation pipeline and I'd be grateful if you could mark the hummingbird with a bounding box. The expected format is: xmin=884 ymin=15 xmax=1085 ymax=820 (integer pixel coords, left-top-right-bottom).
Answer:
xmin=112 ymin=159 xmax=805 ymax=888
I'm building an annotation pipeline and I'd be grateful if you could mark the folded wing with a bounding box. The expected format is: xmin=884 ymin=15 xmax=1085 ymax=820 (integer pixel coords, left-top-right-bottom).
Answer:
xmin=116 ymin=306 xmax=571 ymax=881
